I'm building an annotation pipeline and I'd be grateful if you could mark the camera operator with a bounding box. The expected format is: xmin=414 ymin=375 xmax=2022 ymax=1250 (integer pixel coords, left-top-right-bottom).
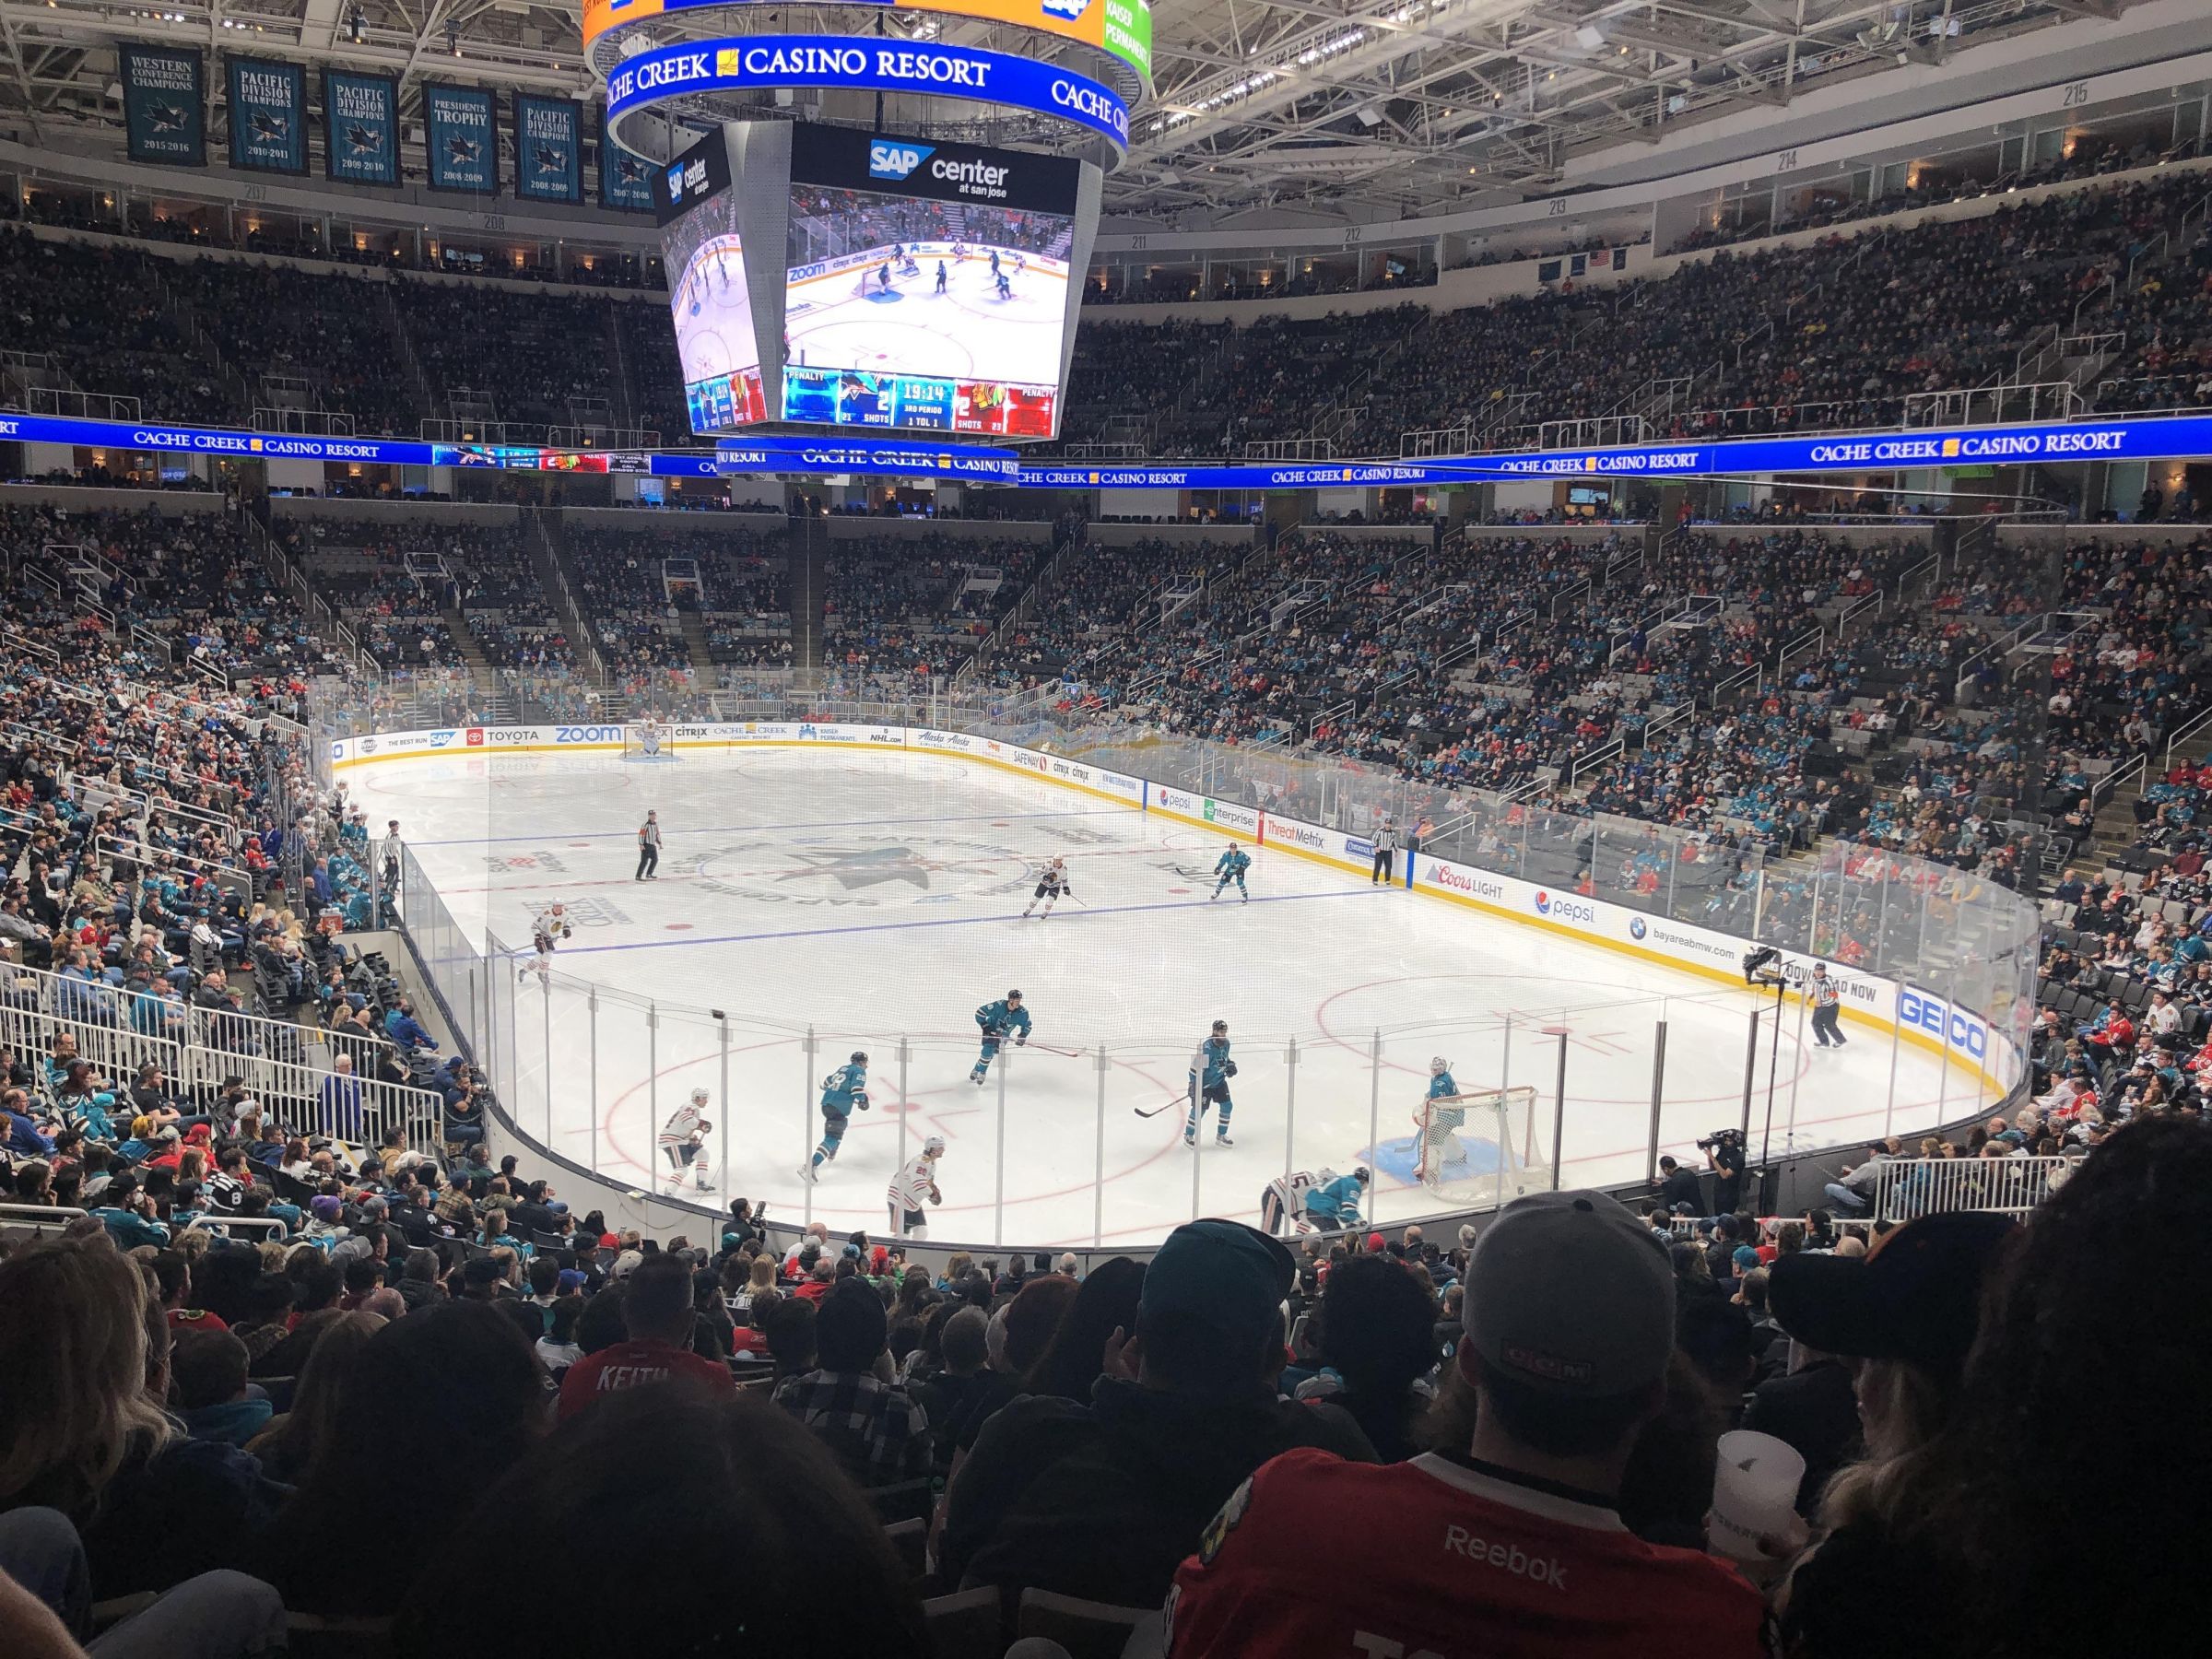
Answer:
xmin=1701 ymin=1127 xmax=1746 ymax=1213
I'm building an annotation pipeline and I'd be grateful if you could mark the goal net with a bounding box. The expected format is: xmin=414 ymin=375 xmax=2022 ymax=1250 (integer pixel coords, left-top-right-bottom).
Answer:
xmin=622 ymin=721 xmax=679 ymax=762
xmin=1414 ymin=1084 xmax=1552 ymax=1206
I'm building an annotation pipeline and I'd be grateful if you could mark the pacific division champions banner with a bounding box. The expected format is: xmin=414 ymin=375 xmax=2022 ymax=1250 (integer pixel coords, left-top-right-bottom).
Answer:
xmin=513 ymin=94 xmax=582 ymax=204
xmin=598 ymin=122 xmax=654 ymax=213
xmin=322 ymin=69 xmax=399 ymax=186
xmin=422 ymin=82 xmax=498 ymax=194
xmin=119 ymin=43 xmax=206 ymax=167
xmin=227 ymin=55 xmax=307 ymax=174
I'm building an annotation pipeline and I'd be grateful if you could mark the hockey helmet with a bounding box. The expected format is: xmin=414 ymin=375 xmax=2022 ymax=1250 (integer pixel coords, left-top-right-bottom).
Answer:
xmin=1353 ymin=1165 xmax=1372 ymax=1184
xmin=1430 ymin=1056 xmax=1450 ymax=1076
xmin=924 ymin=1135 xmax=947 ymax=1156
xmin=1006 ymin=988 xmax=1023 ymax=1002
xmin=852 ymin=1051 xmax=869 ymax=1065
xmin=1211 ymin=1019 xmax=1229 ymax=1034
xmin=690 ymin=1087 xmax=710 ymax=1105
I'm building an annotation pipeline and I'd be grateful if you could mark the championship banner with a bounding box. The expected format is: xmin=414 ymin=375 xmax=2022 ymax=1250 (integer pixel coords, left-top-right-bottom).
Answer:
xmin=119 ymin=43 xmax=206 ymax=167
xmin=422 ymin=82 xmax=498 ymax=194
xmin=598 ymin=122 xmax=655 ymax=212
xmin=323 ymin=69 xmax=399 ymax=186
xmin=513 ymin=93 xmax=583 ymax=204
xmin=227 ymin=55 xmax=307 ymax=175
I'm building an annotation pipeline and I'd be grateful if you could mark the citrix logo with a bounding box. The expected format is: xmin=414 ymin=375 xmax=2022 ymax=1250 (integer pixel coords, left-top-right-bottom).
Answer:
xmin=869 ymin=141 xmax=933 ymax=181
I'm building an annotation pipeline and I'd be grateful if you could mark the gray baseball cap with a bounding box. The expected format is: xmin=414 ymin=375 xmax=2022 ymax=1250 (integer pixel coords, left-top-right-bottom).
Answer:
xmin=1466 ymin=1189 xmax=1675 ymax=1394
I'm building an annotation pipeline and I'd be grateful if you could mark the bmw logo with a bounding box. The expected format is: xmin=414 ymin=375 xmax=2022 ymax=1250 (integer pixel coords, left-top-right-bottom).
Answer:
xmin=1629 ymin=916 xmax=1647 ymax=940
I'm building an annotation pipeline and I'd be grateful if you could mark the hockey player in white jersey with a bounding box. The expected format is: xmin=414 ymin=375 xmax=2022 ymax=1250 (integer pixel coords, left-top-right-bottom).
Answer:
xmin=521 ymin=901 xmax=571 ymax=984
xmin=659 ymin=1088 xmax=714 ymax=1194
xmin=887 ymin=1135 xmax=946 ymax=1239
xmin=1021 ymin=857 xmax=1073 ymax=920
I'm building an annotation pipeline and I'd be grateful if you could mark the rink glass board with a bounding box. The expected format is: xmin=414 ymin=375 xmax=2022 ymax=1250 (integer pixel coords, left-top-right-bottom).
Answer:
xmin=780 ymin=122 xmax=1078 ymax=436
xmin=324 ymin=720 xmax=2016 ymax=1098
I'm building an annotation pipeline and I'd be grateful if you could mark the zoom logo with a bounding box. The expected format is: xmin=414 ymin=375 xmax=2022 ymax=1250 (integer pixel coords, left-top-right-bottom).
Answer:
xmin=869 ymin=141 xmax=933 ymax=180
xmin=555 ymin=724 xmax=624 ymax=743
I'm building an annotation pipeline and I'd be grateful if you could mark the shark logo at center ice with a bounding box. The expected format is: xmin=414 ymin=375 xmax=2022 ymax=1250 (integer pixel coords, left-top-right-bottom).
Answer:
xmin=691 ymin=836 xmax=1034 ymax=909
xmin=777 ymin=845 xmax=935 ymax=892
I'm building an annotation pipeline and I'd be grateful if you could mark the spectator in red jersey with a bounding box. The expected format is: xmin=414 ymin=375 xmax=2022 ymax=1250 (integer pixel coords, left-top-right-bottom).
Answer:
xmin=556 ymin=1254 xmax=734 ymax=1422
xmin=1164 ymin=1192 xmax=1764 ymax=1658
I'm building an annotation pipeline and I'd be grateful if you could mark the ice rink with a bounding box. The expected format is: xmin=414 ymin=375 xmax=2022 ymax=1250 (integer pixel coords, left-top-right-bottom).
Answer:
xmin=785 ymin=253 xmax=1069 ymax=387
xmin=350 ymin=747 xmax=1980 ymax=1246
xmin=671 ymin=235 xmax=757 ymax=381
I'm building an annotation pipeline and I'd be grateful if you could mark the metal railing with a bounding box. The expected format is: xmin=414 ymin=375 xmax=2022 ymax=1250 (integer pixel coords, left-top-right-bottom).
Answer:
xmin=1865 ymin=1154 xmax=2075 ymax=1222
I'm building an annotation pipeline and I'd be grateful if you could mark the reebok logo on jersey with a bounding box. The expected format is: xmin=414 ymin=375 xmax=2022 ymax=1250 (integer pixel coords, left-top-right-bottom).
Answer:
xmin=1441 ymin=1524 xmax=1568 ymax=1589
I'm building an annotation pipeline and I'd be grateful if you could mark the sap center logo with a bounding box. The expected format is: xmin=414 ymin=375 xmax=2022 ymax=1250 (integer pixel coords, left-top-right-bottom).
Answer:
xmin=869 ymin=142 xmax=934 ymax=181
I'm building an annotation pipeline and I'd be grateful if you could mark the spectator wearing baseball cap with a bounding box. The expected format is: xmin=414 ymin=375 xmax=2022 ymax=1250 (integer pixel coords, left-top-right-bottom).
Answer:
xmin=939 ymin=1218 xmax=1372 ymax=1606
xmin=1769 ymin=1209 xmax=2020 ymax=1659
xmin=1165 ymin=1191 xmax=1764 ymax=1658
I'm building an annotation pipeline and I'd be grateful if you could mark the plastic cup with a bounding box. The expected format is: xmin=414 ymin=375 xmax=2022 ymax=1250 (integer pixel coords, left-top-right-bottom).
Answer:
xmin=1709 ymin=1430 xmax=1806 ymax=1560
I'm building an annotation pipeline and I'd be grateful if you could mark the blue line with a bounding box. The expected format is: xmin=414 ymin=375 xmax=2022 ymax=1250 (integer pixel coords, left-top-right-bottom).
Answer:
xmin=410 ymin=806 xmax=1123 ymax=849
xmin=547 ymin=886 xmax=1382 ymax=958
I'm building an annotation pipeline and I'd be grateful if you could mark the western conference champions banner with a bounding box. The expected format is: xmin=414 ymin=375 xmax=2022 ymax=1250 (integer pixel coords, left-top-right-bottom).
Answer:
xmin=227 ymin=55 xmax=307 ymax=175
xmin=323 ymin=69 xmax=399 ymax=186
xmin=422 ymin=82 xmax=498 ymax=194
xmin=514 ymin=94 xmax=582 ymax=204
xmin=598 ymin=123 xmax=654 ymax=213
xmin=119 ymin=43 xmax=206 ymax=167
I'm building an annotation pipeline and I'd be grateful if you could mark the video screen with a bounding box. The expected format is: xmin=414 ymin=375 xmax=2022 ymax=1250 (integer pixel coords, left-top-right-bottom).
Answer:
xmin=655 ymin=131 xmax=766 ymax=434
xmin=781 ymin=125 xmax=1078 ymax=437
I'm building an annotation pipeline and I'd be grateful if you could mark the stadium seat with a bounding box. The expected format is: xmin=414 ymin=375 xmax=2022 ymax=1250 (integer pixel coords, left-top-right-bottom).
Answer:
xmin=922 ymin=1588 xmax=1004 ymax=1659
xmin=1016 ymin=1588 xmax=1158 ymax=1659
xmin=865 ymin=1477 xmax=935 ymax=1524
xmin=885 ymin=1516 xmax=927 ymax=1581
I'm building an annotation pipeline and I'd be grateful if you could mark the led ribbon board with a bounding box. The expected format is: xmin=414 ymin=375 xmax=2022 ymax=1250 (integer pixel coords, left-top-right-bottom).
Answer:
xmin=605 ymin=36 xmax=1130 ymax=159
xmin=583 ymin=0 xmax=1153 ymax=94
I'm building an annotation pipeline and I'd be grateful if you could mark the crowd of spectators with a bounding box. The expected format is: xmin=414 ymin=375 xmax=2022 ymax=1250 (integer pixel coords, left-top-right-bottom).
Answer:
xmin=823 ymin=535 xmax=1043 ymax=681
xmin=2 ymin=1088 xmax=2201 ymax=1657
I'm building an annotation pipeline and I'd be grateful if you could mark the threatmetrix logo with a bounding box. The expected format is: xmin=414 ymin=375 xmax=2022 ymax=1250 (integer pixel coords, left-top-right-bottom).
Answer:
xmin=868 ymin=141 xmax=934 ymax=181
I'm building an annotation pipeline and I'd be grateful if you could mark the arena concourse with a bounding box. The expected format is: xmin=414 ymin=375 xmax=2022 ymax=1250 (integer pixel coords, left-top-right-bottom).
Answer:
xmin=4 ymin=4 xmax=2211 ymax=1655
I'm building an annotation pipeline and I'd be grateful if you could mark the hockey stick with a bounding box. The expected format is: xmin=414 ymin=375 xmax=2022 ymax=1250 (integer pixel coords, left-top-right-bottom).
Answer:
xmin=1133 ymin=1094 xmax=1190 ymax=1119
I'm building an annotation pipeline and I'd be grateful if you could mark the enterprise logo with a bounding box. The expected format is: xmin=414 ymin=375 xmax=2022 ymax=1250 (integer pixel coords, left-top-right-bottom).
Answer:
xmin=869 ymin=141 xmax=934 ymax=180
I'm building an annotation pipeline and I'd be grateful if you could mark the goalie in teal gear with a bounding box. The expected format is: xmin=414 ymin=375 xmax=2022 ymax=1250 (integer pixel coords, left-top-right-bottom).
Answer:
xmin=1184 ymin=1018 xmax=1237 ymax=1147
xmin=799 ymin=1051 xmax=870 ymax=1182
xmin=970 ymin=991 xmax=1031 ymax=1084
xmin=1302 ymin=1165 xmax=1371 ymax=1231
xmin=1210 ymin=841 xmax=1252 ymax=903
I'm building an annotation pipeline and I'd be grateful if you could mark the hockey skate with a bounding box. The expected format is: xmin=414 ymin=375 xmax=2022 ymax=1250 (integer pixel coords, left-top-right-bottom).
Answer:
xmin=1217 ymin=1131 xmax=1235 ymax=1147
xmin=796 ymin=1162 xmax=818 ymax=1184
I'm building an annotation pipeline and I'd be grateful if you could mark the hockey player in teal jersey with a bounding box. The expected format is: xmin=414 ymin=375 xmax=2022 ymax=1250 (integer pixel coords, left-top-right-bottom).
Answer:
xmin=1211 ymin=841 xmax=1252 ymax=903
xmin=798 ymin=1051 xmax=869 ymax=1182
xmin=1184 ymin=1018 xmax=1238 ymax=1147
xmin=1301 ymin=1165 xmax=1371 ymax=1231
xmin=970 ymin=990 xmax=1031 ymax=1084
